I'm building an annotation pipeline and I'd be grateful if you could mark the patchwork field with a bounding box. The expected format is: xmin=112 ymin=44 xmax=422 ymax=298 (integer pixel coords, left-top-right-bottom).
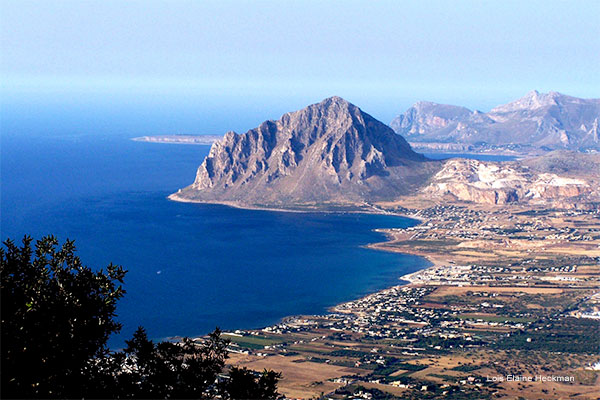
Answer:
xmin=221 ymin=204 xmax=600 ymax=399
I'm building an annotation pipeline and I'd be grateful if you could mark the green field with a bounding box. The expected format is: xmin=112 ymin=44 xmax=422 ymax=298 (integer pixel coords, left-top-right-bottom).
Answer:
xmin=223 ymin=333 xmax=288 ymax=349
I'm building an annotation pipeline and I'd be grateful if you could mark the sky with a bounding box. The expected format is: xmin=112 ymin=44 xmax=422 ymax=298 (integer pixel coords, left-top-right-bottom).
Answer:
xmin=1 ymin=0 xmax=599 ymax=130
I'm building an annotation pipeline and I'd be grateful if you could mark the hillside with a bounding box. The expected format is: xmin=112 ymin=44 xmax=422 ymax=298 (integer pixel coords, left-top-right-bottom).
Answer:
xmin=422 ymin=151 xmax=600 ymax=206
xmin=391 ymin=91 xmax=600 ymax=154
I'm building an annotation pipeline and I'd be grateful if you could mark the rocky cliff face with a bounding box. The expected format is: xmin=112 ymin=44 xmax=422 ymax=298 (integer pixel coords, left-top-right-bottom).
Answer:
xmin=422 ymin=152 xmax=598 ymax=205
xmin=172 ymin=97 xmax=441 ymax=206
xmin=390 ymin=101 xmax=474 ymax=136
xmin=391 ymin=91 xmax=600 ymax=154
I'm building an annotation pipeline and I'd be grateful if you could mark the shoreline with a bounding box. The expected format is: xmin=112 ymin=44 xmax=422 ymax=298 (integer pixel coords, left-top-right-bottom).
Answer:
xmin=170 ymin=193 xmax=442 ymax=335
xmin=167 ymin=192 xmax=424 ymax=221
xmin=167 ymin=193 xmax=320 ymax=214
xmin=171 ymin=196 xmax=600 ymax=399
xmin=131 ymin=135 xmax=221 ymax=145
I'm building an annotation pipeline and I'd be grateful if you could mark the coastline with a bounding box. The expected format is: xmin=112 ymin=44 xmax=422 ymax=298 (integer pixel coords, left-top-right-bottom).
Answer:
xmin=171 ymin=194 xmax=600 ymax=399
xmin=167 ymin=193 xmax=318 ymax=214
xmin=168 ymin=192 xmax=424 ymax=220
xmin=169 ymin=192 xmax=442 ymax=328
xmin=131 ymin=135 xmax=221 ymax=145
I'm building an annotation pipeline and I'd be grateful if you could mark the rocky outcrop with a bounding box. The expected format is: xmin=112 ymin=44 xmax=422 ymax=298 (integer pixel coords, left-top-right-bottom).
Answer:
xmin=423 ymin=154 xmax=595 ymax=205
xmin=391 ymin=91 xmax=600 ymax=154
xmin=171 ymin=97 xmax=441 ymax=207
xmin=390 ymin=102 xmax=475 ymax=136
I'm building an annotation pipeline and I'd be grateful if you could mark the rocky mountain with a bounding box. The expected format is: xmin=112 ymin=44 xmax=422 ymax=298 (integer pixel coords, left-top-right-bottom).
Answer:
xmin=170 ymin=97 xmax=441 ymax=207
xmin=391 ymin=91 xmax=600 ymax=154
xmin=169 ymin=97 xmax=598 ymax=209
xmin=422 ymin=152 xmax=600 ymax=206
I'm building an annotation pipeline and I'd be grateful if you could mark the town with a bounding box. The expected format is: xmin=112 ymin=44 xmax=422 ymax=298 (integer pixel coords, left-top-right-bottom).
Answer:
xmin=217 ymin=204 xmax=600 ymax=399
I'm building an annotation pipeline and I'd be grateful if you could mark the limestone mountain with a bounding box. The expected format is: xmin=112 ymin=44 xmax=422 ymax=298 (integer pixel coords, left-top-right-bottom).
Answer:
xmin=170 ymin=96 xmax=440 ymax=207
xmin=391 ymin=91 xmax=600 ymax=154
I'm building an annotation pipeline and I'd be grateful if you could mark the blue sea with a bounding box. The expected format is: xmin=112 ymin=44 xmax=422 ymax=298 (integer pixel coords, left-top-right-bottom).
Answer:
xmin=1 ymin=131 xmax=432 ymax=347
xmin=1 ymin=93 xmax=516 ymax=347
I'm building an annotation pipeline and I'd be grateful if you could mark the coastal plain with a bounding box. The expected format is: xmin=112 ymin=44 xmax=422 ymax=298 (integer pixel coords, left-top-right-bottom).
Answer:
xmin=164 ymin=95 xmax=599 ymax=399
xmin=214 ymin=201 xmax=600 ymax=399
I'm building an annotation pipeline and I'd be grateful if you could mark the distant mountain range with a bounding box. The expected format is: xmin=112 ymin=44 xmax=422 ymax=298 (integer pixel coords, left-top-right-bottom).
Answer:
xmin=391 ymin=91 xmax=600 ymax=154
xmin=170 ymin=96 xmax=599 ymax=209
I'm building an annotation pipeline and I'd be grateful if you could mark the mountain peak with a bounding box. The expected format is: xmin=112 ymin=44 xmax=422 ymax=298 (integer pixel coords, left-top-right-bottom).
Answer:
xmin=414 ymin=100 xmax=439 ymax=108
xmin=491 ymin=90 xmax=566 ymax=113
xmin=301 ymin=96 xmax=360 ymax=115
xmin=524 ymin=90 xmax=562 ymax=99
xmin=390 ymin=101 xmax=474 ymax=135
xmin=171 ymin=97 xmax=437 ymax=206
xmin=320 ymin=95 xmax=351 ymax=105
xmin=277 ymin=96 xmax=364 ymax=126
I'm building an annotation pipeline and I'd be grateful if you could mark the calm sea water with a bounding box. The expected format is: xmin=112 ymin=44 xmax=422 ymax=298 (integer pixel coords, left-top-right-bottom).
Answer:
xmin=423 ymin=152 xmax=517 ymax=161
xmin=1 ymin=134 xmax=431 ymax=347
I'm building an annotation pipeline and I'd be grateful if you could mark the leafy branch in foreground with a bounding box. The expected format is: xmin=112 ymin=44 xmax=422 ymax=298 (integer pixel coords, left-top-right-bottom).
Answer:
xmin=1 ymin=235 xmax=282 ymax=399
xmin=1 ymin=235 xmax=126 ymax=397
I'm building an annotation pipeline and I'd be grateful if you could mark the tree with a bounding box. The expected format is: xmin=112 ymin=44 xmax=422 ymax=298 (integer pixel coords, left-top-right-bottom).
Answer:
xmin=113 ymin=326 xmax=230 ymax=399
xmin=1 ymin=235 xmax=281 ymax=399
xmin=1 ymin=235 xmax=126 ymax=398
xmin=221 ymin=367 xmax=283 ymax=400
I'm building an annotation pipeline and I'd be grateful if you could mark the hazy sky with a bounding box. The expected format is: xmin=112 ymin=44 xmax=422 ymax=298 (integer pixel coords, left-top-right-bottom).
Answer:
xmin=1 ymin=0 xmax=599 ymax=122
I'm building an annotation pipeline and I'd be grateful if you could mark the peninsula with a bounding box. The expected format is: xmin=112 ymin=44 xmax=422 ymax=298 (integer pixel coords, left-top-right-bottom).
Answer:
xmin=132 ymin=134 xmax=222 ymax=145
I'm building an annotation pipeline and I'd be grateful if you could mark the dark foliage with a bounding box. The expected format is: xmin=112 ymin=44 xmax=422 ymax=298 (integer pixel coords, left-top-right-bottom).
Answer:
xmin=1 ymin=235 xmax=126 ymax=398
xmin=1 ymin=236 xmax=282 ymax=399
xmin=497 ymin=317 xmax=600 ymax=353
xmin=111 ymin=327 xmax=230 ymax=398
xmin=220 ymin=367 xmax=282 ymax=400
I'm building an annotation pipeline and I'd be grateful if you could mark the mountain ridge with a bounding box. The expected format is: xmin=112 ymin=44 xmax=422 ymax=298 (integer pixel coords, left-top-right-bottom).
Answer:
xmin=391 ymin=91 xmax=600 ymax=154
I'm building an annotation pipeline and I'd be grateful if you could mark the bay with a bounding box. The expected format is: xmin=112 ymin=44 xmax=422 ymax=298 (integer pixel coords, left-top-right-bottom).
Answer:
xmin=1 ymin=134 xmax=429 ymax=347
xmin=423 ymin=152 xmax=518 ymax=161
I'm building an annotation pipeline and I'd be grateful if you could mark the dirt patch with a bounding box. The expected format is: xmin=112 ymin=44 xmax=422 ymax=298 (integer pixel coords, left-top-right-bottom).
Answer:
xmin=228 ymin=353 xmax=365 ymax=398
xmin=428 ymin=285 xmax=564 ymax=297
